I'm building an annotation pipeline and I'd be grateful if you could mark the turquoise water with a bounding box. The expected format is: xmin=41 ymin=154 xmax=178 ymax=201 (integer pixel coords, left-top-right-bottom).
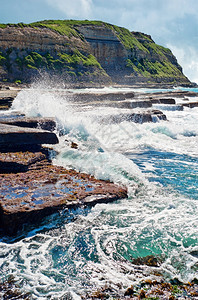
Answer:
xmin=129 ymin=149 xmax=198 ymax=200
xmin=0 ymin=85 xmax=197 ymax=299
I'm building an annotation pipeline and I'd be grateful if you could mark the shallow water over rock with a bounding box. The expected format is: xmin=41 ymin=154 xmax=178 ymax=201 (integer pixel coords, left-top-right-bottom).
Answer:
xmin=0 ymin=85 xmax=197 ymax=299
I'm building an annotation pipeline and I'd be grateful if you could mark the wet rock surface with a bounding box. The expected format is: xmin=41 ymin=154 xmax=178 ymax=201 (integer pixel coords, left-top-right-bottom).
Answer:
xmin=0 ymin=89 xmax=19 ymax=110
xmin=122 ymin=278 xmax=198 ymax=300
xmin=97 ymin=109 xmax=167 ymax=124
xmin=0 ymin=275 xmax=31 ymax=299
xmin=1 ymin=274 xmax=198 ymax=300
xmin=150 ymin=97 xmax=176 ymax=104
xmin=0 ymin=150 xmax=127 ymax=235
xmin=97 ymin=99 xmax=152 ymax=109
xmin=0 ymin=87 xmax=197 ymax=237
xmin=0 ymin=116 xmax=56 ymax=131
xmin=0 ymin=123 xmax=58 ymax=149
xmin=131 ymin=254 xmax=162 ymax=267
xmin=0 ymin=97 xmax=14 ymax=110
xmin=182 ymin=101 xmax=198 ymax=108
xmin=73 ymin=91 xmax=135 ymax=102
xmin=0 ymin=87 xmax=198 ymax=298
xmin=0 ymin=149 xmax=47 ymax=173
xmin=84 ymin=277 xmax=198 ymax=299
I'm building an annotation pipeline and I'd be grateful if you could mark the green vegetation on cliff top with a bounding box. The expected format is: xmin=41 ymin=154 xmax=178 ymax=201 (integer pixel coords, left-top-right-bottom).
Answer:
xmin=0 ymin=20 xmax=162 ymax=53
xmin=0 ymin=19 xmax=189 ymax=84
xmin=106 ymin=24 xmax=150 ymax=53
xmin=0 ymin=19 xmax=177 ymax=57
xmin=126 ymin=57 xmax=184 ymax=79
xmin=0 ymin=19 xmax=180 ymax=65
xmin=30 ymin=20 xmax=151 ymax=53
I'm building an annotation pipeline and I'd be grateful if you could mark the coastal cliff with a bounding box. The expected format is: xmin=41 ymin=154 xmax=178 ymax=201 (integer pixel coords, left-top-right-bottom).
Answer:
xmin=0 ymin=20 xmax=192 ymax=86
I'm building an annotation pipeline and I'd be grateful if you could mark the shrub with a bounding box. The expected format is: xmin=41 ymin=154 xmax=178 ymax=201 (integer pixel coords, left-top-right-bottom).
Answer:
xmin=0 ymin=54 xmax=6 ymax=65
xmin=15 ymin=79 xmax=21 ymax=84
xmin=31 ymin=52 xmax=47 ymax=67
xmin=24 ymin=55 xmax=35 ymax=66
xmin=0 ymin=24 xmax=7 ymax=29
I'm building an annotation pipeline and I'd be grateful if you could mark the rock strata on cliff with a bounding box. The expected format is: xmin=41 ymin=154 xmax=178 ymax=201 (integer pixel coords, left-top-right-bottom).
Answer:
xmin=0 ymin=20 xmax=193 ymax=86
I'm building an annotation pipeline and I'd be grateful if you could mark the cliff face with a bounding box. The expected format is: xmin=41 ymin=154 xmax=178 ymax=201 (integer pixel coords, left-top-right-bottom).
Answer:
xmin=76 ymin=24 xmax=127 ymax=72
xmin=0 ymin=24 xmax=108 ymax=84
xmin=0 ymin=20 xmax=192 ymax=86
xmin=0 ymin=26 xmax=89 ymax=53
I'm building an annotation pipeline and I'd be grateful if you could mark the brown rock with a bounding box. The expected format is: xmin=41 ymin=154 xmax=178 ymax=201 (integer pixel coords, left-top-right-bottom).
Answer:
xmin=124 ymin=285 xmax=134 ymax=296
xmin=73 ymin=91 xmax=135 ymax=102
xmin=0 ymin=26 xmax=89 ymax=54
xmin=71 ymin=141 xmax=78 ymax=149
xmin=0 ymin=123 xmax=58 ymax=149
xmin=0 ymin=151 xmax=127 ymax=235
xmin=139 ymin=289 xmax=146 ymax=299
xmin=0 ymin=150 xmax=47 ymax=173
xmin=0 ymin=116 xmax=57 ymax=131
xmin=0 ymin=275 xmax=31 ymax=299
xmin=131 ymin=255 xmax=162 ymax=267
xmin=150 ymin=98 xmax=176 ymax=104
xmin=182 ymin=102 xmax=198 ymax=108
xmin=0 ymin=22 xmax=192 ymax=86
xmin=98 ymin=110 xmax=167 ymax=124
xmin=0 ymin=97 xmax=14 ymax=110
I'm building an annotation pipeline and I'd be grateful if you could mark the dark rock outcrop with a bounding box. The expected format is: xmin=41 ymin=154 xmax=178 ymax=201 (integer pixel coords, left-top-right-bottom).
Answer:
xmin=0 ymin=275 xmax=31 ymax=299
xmin=0 ymin=123 xmax=58 ymax=149
xmin=97 ymin=110 xmax=167 ymax=124
xmin=182 ymin=102 xmax=198 ymax=108
xmin=73 ymin=91 xmax=135 ymax=102
xmin=150 ymin=98 xmax=176 ymax=104
xmin=0 ymin=97 xmax=14 ymax=109
xmin=0 ymin=89 xmax=19 ymax=109
xmin=0 ymin=116 xmax=57 ymax=131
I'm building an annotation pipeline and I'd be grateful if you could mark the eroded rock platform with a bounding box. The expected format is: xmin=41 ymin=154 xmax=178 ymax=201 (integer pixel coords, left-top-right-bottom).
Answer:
xmin=0 ymin=150 xmax=127 ymax=235
xmin=1 ymin=87 xmax=197 ymax=236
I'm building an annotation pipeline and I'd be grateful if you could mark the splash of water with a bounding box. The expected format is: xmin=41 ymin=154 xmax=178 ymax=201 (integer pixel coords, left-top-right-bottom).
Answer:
xmin=4 ymin=79 xmax=197 ymax=298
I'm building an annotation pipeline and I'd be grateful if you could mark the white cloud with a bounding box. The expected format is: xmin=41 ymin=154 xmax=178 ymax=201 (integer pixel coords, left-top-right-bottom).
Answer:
xmin=168 ymin=44 xmax=198 ymax=84
xmin=45 ymin=0 xmax=93 ymax=18
xmin=43 ymin=0 xmax=198 ymax=83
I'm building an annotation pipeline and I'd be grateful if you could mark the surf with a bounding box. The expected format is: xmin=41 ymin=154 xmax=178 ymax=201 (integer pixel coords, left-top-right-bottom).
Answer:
xmin=0 ymin=80 xmax=197 ymax=299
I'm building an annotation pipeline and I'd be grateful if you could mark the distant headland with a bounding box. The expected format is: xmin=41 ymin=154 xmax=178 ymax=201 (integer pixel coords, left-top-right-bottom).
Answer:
xmin=0 ymin=20 xmax=196 ymax=87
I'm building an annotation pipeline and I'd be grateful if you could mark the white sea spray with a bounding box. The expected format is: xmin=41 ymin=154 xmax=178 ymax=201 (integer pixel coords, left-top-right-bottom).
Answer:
xmin=2 ymin=80 xmax=197 ymax=298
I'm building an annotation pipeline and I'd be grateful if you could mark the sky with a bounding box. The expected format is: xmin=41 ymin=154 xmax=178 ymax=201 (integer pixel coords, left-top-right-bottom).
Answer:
xmin=1 ymin=0 xmax=198 ymax=83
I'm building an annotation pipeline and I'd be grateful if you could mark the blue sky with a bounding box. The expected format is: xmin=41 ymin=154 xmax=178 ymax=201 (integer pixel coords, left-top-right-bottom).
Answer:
xmin=1 ymin=0 xmax=198 ymax=83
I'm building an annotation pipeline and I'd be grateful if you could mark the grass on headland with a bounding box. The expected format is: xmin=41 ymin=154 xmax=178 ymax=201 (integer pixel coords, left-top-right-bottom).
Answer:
xmin=0 ymin=19 xmax=188 ymax=84
xmin=126 ymin=56 xmax=185 ymax=79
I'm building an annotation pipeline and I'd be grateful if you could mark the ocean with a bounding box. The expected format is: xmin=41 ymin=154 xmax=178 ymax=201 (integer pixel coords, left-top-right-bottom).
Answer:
xmin=0 ymin=82 xmax=198 ymax=299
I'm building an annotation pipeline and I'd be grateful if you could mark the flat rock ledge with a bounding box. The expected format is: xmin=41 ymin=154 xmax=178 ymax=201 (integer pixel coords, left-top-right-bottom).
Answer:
xmin=0 ymin=150 xmax=127 ymax=235
xmin=98 ymin=110 xmax=167 ymax=124
xmin=0 ymin=123 xmax=58 ymax=149
xmin=0 ymin=116 xmax=57 ymax=131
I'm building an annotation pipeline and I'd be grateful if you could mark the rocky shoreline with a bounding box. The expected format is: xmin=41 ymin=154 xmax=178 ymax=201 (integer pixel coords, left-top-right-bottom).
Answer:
xmin=0 ymin=86 xmax=129 ymax=236
xmin=0 ymin=85 xmax=198 ymax=299
xmin=1 ymin=274 xmax=198 ymax=300
xmin=1 ymin=85 xmax=198 ymax=236
xmin=0 ymin=148 xmax=127 ymax=235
